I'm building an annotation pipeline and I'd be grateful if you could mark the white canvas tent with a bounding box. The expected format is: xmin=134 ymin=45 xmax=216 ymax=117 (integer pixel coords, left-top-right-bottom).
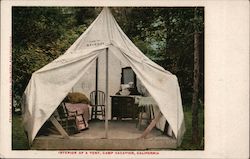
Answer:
xmin=22 ymin=7 xmax=185 ymax=146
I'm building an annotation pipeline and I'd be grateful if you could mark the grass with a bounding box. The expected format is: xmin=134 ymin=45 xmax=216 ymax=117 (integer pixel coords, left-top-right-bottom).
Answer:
xmin=178 ymin=105 xmax=204 ymax=150
xmin=12 ymin=106 xmax=204 ymax=150
xmin=12 ymin=114 xmax=29 ymax=150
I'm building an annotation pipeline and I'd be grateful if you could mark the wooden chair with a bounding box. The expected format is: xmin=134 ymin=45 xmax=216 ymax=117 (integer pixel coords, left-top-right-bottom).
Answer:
xmin=90 ymin=90 xmax=105 ymax=120
xmin=56 ymin=103 xmax=86 ymax=134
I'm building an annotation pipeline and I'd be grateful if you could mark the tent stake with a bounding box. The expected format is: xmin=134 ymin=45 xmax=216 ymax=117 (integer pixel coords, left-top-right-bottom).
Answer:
xmin=105 ymin=48 xmax=109 ymax=138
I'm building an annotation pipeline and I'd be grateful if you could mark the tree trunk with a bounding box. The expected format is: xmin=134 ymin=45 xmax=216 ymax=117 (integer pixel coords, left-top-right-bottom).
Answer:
xmin=192 ymin=31 xmax=200 ymax=144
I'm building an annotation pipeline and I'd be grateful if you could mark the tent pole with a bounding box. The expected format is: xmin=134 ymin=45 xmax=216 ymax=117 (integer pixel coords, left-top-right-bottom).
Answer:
xmin=105 ymin=48 xmax=109 ymax=138
xmin=95 ymin=57 xmax=99 ymax=119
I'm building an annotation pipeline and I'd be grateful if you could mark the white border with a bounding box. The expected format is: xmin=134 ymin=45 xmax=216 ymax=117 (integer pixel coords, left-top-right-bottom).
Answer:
xmin=1 ymin=0 xmax=249 ymax=158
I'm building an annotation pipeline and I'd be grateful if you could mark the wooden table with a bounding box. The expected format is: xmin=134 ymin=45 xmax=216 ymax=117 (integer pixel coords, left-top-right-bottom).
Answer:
xmin=110 ymin=95 xmax=139 ymax=120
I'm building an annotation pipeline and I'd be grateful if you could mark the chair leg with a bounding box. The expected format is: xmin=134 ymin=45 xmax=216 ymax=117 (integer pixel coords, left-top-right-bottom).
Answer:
xmin=102 ymin=106 xmax=105 ymax=119
xmin=136 ymin=107 xmax=141 ymax=128
xmin=74 ymin=121 xmax=79 ymax=133
xmin=91 ymin=105 xmax=105 ymax=120
xmin=65 ymin=120 xmax=69 ymax=133
xmin=81 ymin=115 xmax=87 ymax=128
xmin=91 ymin=106 xmax=95 ymax=120
xmin=138 ymin=108 xmax=143 ymax=129
xmin=139 ymin=112 xmax=143 ymax=129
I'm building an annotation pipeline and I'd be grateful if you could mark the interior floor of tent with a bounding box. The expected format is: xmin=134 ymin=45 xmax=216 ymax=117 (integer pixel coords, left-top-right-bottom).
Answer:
xmin=32 ymin=120 xmax=177 ymax=150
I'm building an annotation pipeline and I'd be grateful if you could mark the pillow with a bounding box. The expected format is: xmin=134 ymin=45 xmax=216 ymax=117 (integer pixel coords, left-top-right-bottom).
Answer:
xmin=65 ymin=92 xmax=90 ymax=104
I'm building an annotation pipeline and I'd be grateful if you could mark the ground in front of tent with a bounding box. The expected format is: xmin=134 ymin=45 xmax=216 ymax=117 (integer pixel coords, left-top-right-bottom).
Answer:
xmin=31 ymin=120 xmax=177 ymax=150
xmin=12 ymin=107 xmax=204 ymax=150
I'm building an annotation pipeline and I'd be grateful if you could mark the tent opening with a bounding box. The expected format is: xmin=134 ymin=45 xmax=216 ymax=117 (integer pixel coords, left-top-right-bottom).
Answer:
xmin=36 ymin=48 xmax=174 ymax=140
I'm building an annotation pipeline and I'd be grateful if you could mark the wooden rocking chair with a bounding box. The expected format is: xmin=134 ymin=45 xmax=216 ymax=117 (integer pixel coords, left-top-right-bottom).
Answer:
xmin=56 ymin=103 xmax=86 ymax=134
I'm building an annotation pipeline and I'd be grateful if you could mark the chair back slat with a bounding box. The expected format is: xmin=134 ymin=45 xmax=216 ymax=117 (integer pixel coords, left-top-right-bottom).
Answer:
xmin=57 ymin=103 xmax=67 ymax=119
xmin=90 ymin=90 xmax=105 ymax=106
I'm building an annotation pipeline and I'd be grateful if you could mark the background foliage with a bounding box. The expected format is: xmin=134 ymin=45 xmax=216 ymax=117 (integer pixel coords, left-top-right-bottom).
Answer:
xmin=12 ymin=7 xmax=204 ymax=149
